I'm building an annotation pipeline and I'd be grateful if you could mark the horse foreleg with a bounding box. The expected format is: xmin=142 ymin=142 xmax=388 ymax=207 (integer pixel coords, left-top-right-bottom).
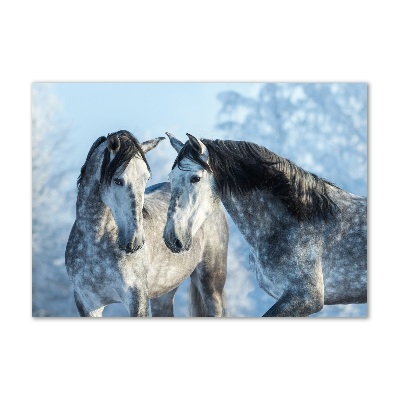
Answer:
xmin=262 ymin=289 xmax=324 ymax=317
xmin=190 ymin=266 xmax=226 ymax=317
xmin=150 ymin=287 xmax=178 ymax=317
xmin=124 ymin=286 xmax=149 ymax=317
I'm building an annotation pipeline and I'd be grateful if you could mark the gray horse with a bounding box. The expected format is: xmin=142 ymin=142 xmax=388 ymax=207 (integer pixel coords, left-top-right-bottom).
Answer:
xmin=163 ymin=132 xmax=367 ymax=317
xmin=65 ymin=130 xmax=228 ymax=317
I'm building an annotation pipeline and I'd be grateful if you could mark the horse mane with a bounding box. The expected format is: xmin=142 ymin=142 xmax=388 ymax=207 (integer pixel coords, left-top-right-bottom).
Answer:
xmin=77 ymin=130 xmax=150 ymax=188
xmin=173 ymin=139 xmax=338 ymax=221
xmin=77 ymin=136 xmax=107 ymax=187
xmin=100 ymin=130 xmax=150 ymax=186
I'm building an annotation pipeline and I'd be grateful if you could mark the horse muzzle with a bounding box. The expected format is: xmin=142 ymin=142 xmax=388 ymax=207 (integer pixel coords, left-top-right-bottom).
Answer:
xmin=119 ymin=236 xmax=145 ymax=254
xmin=163 ymin=231 xmax=192 ymax=254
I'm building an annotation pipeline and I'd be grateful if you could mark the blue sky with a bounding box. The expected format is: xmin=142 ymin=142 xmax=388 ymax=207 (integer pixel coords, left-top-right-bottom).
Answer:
xmin=53 ymin=82 xmax=251 ymax=163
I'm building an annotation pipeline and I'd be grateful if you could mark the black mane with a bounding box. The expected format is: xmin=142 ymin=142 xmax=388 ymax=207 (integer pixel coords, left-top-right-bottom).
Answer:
xmin=172 ymin=139 xmax=338 ymax=221
xmin=77 ymin=136 xmax=107 ymax=187
xmin=77 ymin=130 xmax=150 ymax=188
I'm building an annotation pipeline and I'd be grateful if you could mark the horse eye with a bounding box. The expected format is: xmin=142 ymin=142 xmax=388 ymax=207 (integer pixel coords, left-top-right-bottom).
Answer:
xmin=190 ymin=176 xmax=201 ymax=183
xmin=113 ymin=178 xmax=123 ymax=186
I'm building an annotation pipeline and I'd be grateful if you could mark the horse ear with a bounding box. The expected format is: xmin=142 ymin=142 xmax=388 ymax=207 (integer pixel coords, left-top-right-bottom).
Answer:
xmin=107 ymin=135 xmax=120 ymax=153
xmin=140 ymin=137 xmax=165 ymax=154
xmin=186 ymin=133 xmax=206 ymax=155
xmin=165 ymin=132 xmax=184 ymax=153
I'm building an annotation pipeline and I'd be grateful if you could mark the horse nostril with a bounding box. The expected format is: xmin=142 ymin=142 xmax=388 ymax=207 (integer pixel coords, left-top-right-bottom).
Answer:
xmin=184 ymin=238 xmax=192 ymax=251
xmin=174 ymin=238 xmax=183 ymax=250
xmin=135 ymin=239 xmax=145 ymax=251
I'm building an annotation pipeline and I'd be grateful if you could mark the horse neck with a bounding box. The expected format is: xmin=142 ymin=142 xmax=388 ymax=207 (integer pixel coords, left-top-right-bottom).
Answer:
xmin=142 ymin=191 xmax=168 ymax=236
xmin=221 ymin=189 xmax=289 ymax=246
xmin=75 ymin=178 xmax=114 ymax=232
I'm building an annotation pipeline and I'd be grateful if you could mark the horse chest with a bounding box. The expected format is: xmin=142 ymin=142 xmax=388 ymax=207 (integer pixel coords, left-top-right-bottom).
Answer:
xmin=67 ymin=225 xmax=133 ymax=291
xmin=224 ymin=196 xmax=299 ymax=299
xmin=249 ymin=248 xmax=288 ymax=300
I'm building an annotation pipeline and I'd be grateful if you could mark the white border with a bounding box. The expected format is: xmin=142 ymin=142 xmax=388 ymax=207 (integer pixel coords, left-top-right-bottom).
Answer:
xmin=2 ymin=1 xmax=398 ymax=398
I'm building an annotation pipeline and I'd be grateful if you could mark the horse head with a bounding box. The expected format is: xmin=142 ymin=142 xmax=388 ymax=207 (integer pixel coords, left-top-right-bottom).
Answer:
xmin=99 ymin=131 xmax=165 ymax=254
xmin=163 ymin=132 xmax=221 ymax=253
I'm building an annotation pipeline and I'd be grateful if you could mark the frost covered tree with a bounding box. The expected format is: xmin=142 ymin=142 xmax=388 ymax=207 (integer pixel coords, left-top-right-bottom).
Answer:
xmin=216 ymin=83 xmax=367 ymax=196
xmin=32 ymin=84 xmax=76 ymax=316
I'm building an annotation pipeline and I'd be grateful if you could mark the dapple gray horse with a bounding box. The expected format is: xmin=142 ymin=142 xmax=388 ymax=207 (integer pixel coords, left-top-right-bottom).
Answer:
xmin=163 ymin=132 xmax=367 ymax=317
xmin=65 ymin=130 xmax=228 ymax=317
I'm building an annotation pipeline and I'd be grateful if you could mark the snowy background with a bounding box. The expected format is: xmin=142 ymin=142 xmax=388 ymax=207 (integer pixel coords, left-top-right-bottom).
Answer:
xmin=32 ymin=82 xmax=367 ymax=317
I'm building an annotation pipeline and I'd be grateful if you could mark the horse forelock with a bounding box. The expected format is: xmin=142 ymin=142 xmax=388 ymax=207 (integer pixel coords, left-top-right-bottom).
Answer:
xmin=174 ymin=138 xmax=338 ymax=221
xmin=172 ymin=141 xmax=212 ymax=173
xmin=100 ymin=130 xmax=151 ymax=186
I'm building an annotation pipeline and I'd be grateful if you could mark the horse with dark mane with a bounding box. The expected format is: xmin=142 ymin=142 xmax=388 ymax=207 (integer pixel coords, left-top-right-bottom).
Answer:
xmin=163 ymin=132 xmax=367 ymax=317
xmin=65 ymin=130 xmax=228 ymax=317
